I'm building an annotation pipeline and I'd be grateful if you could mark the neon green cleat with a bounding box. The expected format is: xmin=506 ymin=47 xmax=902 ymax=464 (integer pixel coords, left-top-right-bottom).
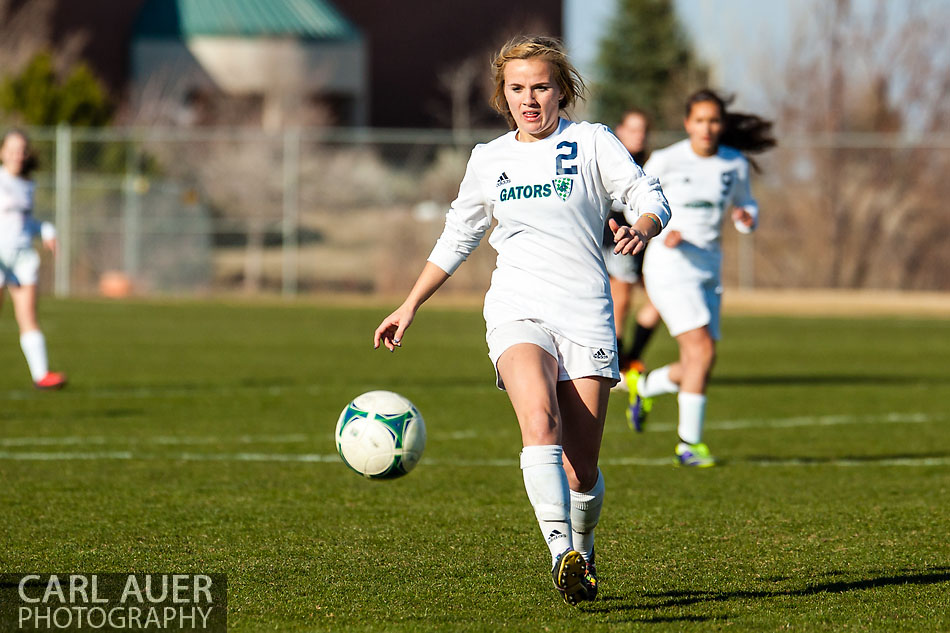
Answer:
xmin=675 ymin=442 xmax=716 ymax=467
xmin=625 ymin=368 xmax=652 ymax=432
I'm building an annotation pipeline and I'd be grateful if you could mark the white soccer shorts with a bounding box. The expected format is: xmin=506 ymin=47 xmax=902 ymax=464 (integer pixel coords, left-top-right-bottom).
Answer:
xmin=646 ymin=275 xmax=722 ymax=340
xmin=0 ymin=247 xmax=41 ymax=287
xmin=487 ymin=319 xmax=620 ymax=391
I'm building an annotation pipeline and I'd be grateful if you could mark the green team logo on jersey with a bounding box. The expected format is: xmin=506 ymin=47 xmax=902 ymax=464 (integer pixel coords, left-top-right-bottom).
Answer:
xmin=552 ymin=177 xmax=573 ymax=201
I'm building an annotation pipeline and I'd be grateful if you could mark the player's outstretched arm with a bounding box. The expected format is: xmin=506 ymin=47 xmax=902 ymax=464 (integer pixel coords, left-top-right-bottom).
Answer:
xmin=374 ymin=262 xmax=450 ymax=352
xmin=608 ymin=215 xmax=661 ymax=256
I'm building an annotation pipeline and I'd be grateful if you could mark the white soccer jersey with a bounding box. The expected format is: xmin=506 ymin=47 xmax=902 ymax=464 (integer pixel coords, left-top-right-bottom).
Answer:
xmin=643 ymin=139 xmax=757 ymax=251
xmin=428 ymin=118 xmax=671 ymax=348
xmin=641 ymin=140 xmax=757 ymax=284
xmin=643 ymin=139 xmax=759 ymax=250
xmin=0 ymin=168 xmax=54 ymax=253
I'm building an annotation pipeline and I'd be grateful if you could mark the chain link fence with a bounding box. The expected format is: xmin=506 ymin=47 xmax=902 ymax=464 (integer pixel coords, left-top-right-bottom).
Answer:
xmin=22 ymin=126 xmax=950 ymax=298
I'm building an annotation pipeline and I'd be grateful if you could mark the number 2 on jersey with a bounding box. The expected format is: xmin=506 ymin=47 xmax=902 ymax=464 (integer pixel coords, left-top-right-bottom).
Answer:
xmin=556 ymin=141 xmax=578 ymax=175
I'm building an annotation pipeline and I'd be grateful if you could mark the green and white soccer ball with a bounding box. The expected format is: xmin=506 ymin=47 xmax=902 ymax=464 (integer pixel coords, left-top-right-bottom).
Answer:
xmin=335 ymin=390 xmax=426 ymax=479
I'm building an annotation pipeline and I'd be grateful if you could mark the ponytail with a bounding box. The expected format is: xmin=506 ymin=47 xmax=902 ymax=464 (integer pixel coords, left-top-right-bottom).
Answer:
xmin=686 ymin=89 xmax=776 ymax=171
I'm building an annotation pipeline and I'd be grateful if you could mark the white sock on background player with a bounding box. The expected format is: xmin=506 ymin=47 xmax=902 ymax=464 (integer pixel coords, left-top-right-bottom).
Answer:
xmin=20 ymin=330 xmax=49 ymax=382
xmin=520 ymin=444 xmax=573 ymax=563
xmin=637 ymin=365 xmax=679 ymax=397
xmin=677 ymin=392 xmax=707 ymax=445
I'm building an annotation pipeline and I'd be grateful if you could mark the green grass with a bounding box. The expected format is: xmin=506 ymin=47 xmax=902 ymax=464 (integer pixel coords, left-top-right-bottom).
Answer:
xmin=0 ymin=298 xmax=948 ymax=632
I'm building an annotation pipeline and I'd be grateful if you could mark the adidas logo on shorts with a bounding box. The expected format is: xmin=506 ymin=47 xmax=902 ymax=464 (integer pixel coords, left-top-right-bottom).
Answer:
xmin=592 ymin=348 xmax=609 ymax=361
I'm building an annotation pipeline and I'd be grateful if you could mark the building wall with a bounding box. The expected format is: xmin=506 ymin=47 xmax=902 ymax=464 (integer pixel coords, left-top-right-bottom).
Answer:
xmin=46 ymin=0 xmax=562 ymax=128
xmin=48 ymin=0 xmax=148 ymax=95
xmin=333 ymin=0 xmax=563 ymax=128
xmin=186 ymin=38 xmax=364 ymax=94
xmin=132 ymin=38 xmax=367 ymax=127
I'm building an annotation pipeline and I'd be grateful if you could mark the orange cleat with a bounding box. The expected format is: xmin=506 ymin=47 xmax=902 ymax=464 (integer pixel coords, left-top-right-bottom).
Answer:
xmin=628 ymin=359 xmax=646 ymax=374
xmin=35 ymin=372 xmax=67 ymax=390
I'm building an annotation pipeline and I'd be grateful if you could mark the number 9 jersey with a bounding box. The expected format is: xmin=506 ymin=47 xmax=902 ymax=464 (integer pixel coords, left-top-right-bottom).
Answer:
xmin=641 ymin=139 xmax=760 ymax=340
xmin=427 ymin=118 xmax=671 ymax=350
xmin=642 ymin=139 xmax=758 ymax=267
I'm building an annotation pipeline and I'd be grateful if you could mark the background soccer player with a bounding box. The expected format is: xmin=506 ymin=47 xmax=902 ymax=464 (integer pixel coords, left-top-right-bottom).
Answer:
xmin=0 ymin=129 xmax=67 ymax=390
xmin=601 ymin=109 xmax=663 ymax=392
xmin=374 ymin=36 xmax=670 ymax=605
xmin=629 ymin=89 xmax=775 ymax=466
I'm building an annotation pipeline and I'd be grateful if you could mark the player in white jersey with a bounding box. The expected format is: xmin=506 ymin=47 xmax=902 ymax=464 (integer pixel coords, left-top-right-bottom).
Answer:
xmin=600 ymin=109 xmax=663 ymax=391
xmin=373 ymin=36 xmax=671 ymax=605
xmin=628 ymin=89 xmax=775 ymax=466
xmin=0 ymin=129 xmax=67 ymax=389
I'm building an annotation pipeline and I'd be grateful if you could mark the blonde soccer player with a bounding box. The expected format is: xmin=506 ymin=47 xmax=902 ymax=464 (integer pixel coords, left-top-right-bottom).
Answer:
xmin=374 ymin=36 xmax=671 ymax=605
xmin=0 ymin=129 xmax=67 ymax=390
xmin=628 ymin=89 xmax=775 ymax=466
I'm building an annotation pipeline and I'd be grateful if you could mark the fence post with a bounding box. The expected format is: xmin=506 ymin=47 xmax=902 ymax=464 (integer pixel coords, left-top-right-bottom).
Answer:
xmin=282 ymin=128 xmax=301 ymax=297
xmin=122 ymin=134 xmax=143 ymax=279
xmin=54 ymin=124 xmax=72 ymax=297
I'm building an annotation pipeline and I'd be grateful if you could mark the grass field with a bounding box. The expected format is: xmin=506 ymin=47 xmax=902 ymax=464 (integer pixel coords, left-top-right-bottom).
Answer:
xmin=1 ymin=298 xmax=948 ymax=632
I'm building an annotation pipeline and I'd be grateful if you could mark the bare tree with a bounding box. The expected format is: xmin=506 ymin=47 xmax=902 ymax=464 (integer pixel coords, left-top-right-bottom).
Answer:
xmin=436 ymin=56 xmax=483 ymax=141
xmin=122 ymin=68 xmax=336 ymax=293
xmin=0 ymin=0 xmax=88 ymax=77
xmin=754 ymin=0 xmax=950 ymax=290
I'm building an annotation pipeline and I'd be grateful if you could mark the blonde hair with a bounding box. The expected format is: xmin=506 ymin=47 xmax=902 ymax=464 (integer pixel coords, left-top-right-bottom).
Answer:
xmin=489 ymin=35 xmax=586 ymax=129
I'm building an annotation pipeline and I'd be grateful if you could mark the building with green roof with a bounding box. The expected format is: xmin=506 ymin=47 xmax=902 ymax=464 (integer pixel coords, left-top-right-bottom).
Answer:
xmin=131 ymin=0 xmax=366 ymax=127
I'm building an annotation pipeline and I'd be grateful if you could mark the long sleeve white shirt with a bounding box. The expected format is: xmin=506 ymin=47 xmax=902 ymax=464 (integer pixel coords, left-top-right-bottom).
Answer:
xmin=643 ymin=139 xmax=757 ymax=251
xmin=428 ymin=118 xmax=671 ymax=348
xmin=0 ymin=168 xmax=55 ymax=253
xmin=642 ymin=140 xmax=758 ymax=282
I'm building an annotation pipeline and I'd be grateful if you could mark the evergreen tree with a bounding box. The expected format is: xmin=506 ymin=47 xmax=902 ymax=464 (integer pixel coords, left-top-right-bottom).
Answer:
xmin=0 ymin=52 xmax=112 ymax=126
xmin=594 ymin=0 xmax=707 ymax=128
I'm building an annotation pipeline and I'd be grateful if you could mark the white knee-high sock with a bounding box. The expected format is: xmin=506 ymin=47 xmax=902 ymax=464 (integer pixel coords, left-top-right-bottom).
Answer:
xmin=20 ymin=330 xmax=49 ymax=381
xmin=637 ymin=365 xmax=679 ymax=398
xmin=677 ymin=392 xmax=707 ymax=445
xmin=570 ymin=469 xmax=604 ymax=564
xmin=520 ymin=444 xmax=572 ymax=563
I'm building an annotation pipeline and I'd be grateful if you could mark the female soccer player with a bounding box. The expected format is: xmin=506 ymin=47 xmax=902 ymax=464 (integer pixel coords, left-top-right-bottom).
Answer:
xmin=600 ymin=109 xmax=663 ymax=391
xmin=0 ymin=129 xmax=67 ymax=389
xmin=628 ymin=89 xmax=775 ymax=466
xmin=374 ymin=36 xmax=671 ymax=605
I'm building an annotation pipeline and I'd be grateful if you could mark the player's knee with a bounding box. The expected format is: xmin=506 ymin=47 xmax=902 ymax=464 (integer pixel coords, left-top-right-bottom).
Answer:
xmin=519 ymin=409 xmax=559 ymax=444
xmin=694 ymin=341 xmax=715 ymax=368
xmin=682 ymin=335 xmax=715 ymax=369
xmin=639 ymin=303 xmax=660 ymax=327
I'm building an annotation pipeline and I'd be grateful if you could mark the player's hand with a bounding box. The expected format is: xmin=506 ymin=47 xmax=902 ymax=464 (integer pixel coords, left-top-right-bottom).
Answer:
xmin=664 ymin=230 xmax=682 ymax=248
xmin=43 ymin=237 xmax=57 ymax=256
xmin=732 ymin=207 xmax=755 ymax=228
xmin=374 ymin=304 xmax=416 ymax=352
xmin=609 ymin=218 xmax=647 ymax=256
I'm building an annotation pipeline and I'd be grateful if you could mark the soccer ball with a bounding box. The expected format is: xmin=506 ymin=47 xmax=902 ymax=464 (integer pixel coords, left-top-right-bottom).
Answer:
xmin=335 ymin=390 xmax=426 ymax=479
